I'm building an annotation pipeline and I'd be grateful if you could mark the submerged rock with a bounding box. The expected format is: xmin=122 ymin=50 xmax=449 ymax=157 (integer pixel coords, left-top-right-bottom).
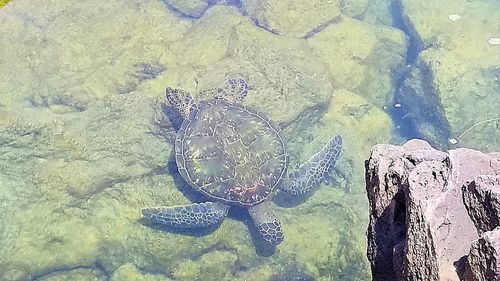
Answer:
xmin=365 ymin=139 xmax=500 ymax=280
xmin=160 ymin=0 xmax=210 ymax=18
xmin=361 ymin=0 xmax=394 ymax=26
xmin=0 ymin=0 xmax=10 ymax=8
xmin=299 ymin=88 xmax=394 ymax=194
xmin=395 ymin=0 xmax=500 ymax=151
xmin=340 ymin=0 xmax=371 ymax=18
xmin=159 ymin=0 xmax=237 ymax=18
xmin=37 ymin=268 xmax=107 ymax=281
xmin=0 ymin=0 xmax=375 ymax=280
xmin=111 ymin=263 xmax=171 ymax=281
xmin=241 ymin=0 xmax=341 ymax=38
xmin=269 ymin=261 xmax=314 ymax=281
xmin=161 ymin=5 xmax=334 ymax=131
xmin=172 ymin=250 xmax=237 ymax=281
xmin=0 ymin=0 xmax=190 ymax=108
xmin=307 ymin=17 xmax=407 ymax=108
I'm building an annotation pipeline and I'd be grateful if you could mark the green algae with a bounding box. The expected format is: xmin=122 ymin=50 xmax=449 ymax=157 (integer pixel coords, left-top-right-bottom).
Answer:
xmin=172 ymin=251 xmax=238 ymax=281
xmin=0 ymin=1 xmax=374 ymax=278
xmin=37 ymin=268 xmax=107 ymax=281
xmin=6 ymin=0 xmax=496 ymax=280
xmin=398 ymin=0 xmax=500 ymax=151
xmin=0 ymin=0 xmax=10 ymax=8
xmin=111 ymin=264 xmax=171 ymax=281
xmin=307 ymin=16 xmax=407 ymax=109
xmin=341 ymin=0 xmax=371 ymax=18
xmin=162 ymin=0 xmax=209 ymax=18
xmin=242 ymin=0 xmax=341 ymax=38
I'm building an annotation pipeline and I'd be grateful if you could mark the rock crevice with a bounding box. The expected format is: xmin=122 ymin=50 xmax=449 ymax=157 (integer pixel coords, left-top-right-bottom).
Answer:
xmin=366 ymin=139 xmax=500 ymax=280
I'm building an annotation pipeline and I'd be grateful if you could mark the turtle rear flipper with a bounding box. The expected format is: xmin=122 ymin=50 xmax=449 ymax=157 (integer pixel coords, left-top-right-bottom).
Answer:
xmin=142 ymin=202 xmax=229 ymax=228
xmin=166 ymin=87 xmax=196 ymax=119
xmin=248 ymin=201 xmax=284 ymax=245
xmin=201 ymin=76 xmax=250 ymax=103
xmin=281 ymin=135 xmax=342 ymax=196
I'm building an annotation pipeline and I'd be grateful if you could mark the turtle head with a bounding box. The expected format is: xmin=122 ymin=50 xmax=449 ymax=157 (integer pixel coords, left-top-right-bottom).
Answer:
xmin=165 ymin=87 xmax=195 ymax=119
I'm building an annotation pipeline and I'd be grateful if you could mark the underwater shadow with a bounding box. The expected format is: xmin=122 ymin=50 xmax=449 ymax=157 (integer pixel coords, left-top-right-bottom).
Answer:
xmin=161 ymin=102 xmax=183 ymax=132
xmin=141 ymin=102 xmax=217 ymax=237
xmin=234 ymin=207 xmax=277 ymax=256
xmin=272 ymin=190 xmax=314 ymax=208
xmin=166 ymin=149 xmax=207 ymax=204
xmin=162 ymin=100 xmax=207 ymax=204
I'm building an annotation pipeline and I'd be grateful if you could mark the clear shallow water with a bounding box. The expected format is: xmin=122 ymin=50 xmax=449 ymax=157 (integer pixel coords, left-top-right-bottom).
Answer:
xmin=0 ymin=0 xmax=498 ymax=280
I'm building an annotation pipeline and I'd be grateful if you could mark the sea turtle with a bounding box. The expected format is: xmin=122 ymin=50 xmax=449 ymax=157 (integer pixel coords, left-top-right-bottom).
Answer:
xmin=142 ymin=76 xmax=342 ymax=245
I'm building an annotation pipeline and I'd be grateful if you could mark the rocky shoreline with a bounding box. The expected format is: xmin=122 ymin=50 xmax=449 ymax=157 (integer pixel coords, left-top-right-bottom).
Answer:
xmin=365 ymin=139 xmax=499 ymax=280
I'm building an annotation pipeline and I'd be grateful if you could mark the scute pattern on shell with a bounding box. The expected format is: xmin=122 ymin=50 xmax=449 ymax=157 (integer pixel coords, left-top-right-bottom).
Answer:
xmin=175 ymin=99 xmax=287 ymax=206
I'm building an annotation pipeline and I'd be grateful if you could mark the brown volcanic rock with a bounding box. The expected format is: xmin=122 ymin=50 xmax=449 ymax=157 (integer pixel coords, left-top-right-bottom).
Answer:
xmin=462 ymin=175 xmax=500 ymax=235
xmin=463 ymin=227 xmax=500 ymax=281
xmin=365 ymin=139 xmax=500 ymax=281
xmin=461 ymin=174 xmax=500 ymax=281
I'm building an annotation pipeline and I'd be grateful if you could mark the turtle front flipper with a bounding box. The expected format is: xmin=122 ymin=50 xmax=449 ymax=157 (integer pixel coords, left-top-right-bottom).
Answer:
xmin=281 ymin=135 xmax=342 ymax=196
xmin=165 ymin=87 xmax=196 ymax=119
xmin=142 ymin=202 xmax=229 ymax=228
xmin=248 ymin=201 xmax=284 ymax=245
xmin=201 ymin=76 xmax=250 ymax=103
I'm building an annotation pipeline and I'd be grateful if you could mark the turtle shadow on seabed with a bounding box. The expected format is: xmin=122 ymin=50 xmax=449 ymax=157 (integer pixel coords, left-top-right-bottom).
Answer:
xmin=235 ymin=207 xmax=278 ymax=256
xmin=161 ymin=102 xmax=183 ymax=131
xmin=166 ymin=150 xmax=207 ymax=204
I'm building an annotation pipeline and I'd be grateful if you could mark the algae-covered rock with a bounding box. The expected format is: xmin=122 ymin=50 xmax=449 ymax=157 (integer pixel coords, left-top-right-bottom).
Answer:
xmin=168 ymin=6 xmax=245 ymax=68
xmin=0 ymin=93 xmax=170 ymax=280
xmin=273 ymin=88 xmax=391 ymax=280
xmin=307 ymin=17 xmax=407 ymax=108
xmin=268 ymin=262 xmax=314 ymax=281
xmin=0 ymin=0 xmax=10 ymax=8
xmin=111 ymin=263 xmax=171 ymax=281
xmin=161 ymin=0 xmax=210 ymax=18
xmin=0 ymin=0 xmax=372 ymax=280
xmin=156 ymin=6 xmax=334 ymax=130
xmin=242 ymin=0 xmax=341 ymax=38
xmin=361 ymin=0 xmax=395 ymax=26
xmin=160 ymin=0 xmax=235 ymax=18
xmin=397 ymin=0 xmax=500 ymax=151
xmin=170 ymin=11 xmax=334 ymax=129
xmin=37 ymin=268 xmax=107 ymax=281
xmin=219 ymin=22 xmax=333 ymax=126
xmin=341 ymin=0 xmax=370 ymax=18
xmin=173 ymin=251 xmax=237 ymax=281
xmin=290 ymin=88 xmax=394 ymax=194
xmin=277 ymin=188 xmax=371 ymax=280
xmin=0 ymin=0 xmax=190 ymax=108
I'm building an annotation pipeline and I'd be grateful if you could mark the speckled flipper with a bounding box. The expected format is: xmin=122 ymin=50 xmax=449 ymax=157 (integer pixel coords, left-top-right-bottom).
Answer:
xmin=248 ymin=201 xmax=284 ymax=245
xmin=165 ymin=87 xmax=196 ymax=119
xmin=200 ymin=76 xmax=250 ymax=103
xmin=281 ymin=135 xmax=342 ymax=196
xmin=141 ymin=202 xmax=230 ymax=228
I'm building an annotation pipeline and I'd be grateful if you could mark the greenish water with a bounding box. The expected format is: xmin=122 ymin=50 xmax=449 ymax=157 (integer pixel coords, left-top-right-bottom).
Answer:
xmin=0 ymin=0 xmax=498 ymax=280
xmin=0 ymin=0 xmax=9 ymax=8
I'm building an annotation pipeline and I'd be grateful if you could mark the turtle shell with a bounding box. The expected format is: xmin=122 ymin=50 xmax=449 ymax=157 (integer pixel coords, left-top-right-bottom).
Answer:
xmin=174 ymin=99 xmax=287 ymax=206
